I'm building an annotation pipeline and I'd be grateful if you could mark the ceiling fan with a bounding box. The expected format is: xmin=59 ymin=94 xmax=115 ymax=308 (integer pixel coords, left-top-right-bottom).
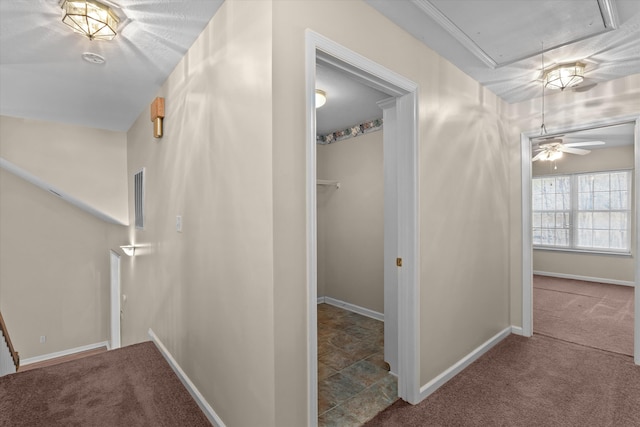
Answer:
xmin=531 ymin=137 xmax=605 ymax=162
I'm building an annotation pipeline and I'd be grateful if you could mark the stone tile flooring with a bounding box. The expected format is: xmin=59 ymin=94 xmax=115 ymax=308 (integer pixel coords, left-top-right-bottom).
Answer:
xmin=317 ymin=303 xmax=397 ymax=426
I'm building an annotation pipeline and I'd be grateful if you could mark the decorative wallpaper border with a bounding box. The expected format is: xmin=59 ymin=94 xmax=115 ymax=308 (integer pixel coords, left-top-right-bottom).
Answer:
xmin=317 ymin=118 xmax=383 ymax=145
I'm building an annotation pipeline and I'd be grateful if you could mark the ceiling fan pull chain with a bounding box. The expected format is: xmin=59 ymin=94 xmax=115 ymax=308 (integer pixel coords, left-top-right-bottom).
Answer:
xmin=540 ymin=41 xmax=547 ymax=136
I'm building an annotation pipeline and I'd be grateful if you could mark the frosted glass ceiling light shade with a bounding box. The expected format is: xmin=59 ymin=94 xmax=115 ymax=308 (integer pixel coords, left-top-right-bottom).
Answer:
xmin=543 ymin=62 xmax=585 ymax=91
xmin=120 ymin=245 xmax=136 ymax=256
xmin=315 ymin=89 xmax=327 ymax=108
xmin=61 ymin=0 xmax=119 ymax=41
xmin=547 ymin=150 xmax=563 ymax=161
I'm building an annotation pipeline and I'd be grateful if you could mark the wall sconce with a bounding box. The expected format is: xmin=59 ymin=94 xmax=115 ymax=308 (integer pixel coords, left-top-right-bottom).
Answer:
xmin=150 ymin=97 xmax=165 ymax=138
xmin=120 ymin=245 xmax=136 ymax=256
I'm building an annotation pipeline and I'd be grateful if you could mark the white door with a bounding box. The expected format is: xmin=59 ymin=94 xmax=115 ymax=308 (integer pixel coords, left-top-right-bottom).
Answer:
xmin=110 ymin=250 xmax=121 ymax=349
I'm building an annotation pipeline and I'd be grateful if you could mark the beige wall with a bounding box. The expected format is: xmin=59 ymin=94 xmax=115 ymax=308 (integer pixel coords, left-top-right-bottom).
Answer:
xmin=7 ymin=2 xmax=637 ymax=425
xmin=532 ymin=145 xmax=635 ymax=282
xmin=508 ymin=74 xmax=640 ymax=326
xmin=0 ymin=116 xmax=128 ymax=225
xmin=0 ymin=116 xmax=126 ymax=361
xmin=120 ymin=2 xmax=276 ymax=426
xmin=272 ymin=0 xmax=511 ymax=406
xmin=317 ymin=131 xmax=384 ymax=313
xmin=0 ymin=168 xmax=111 ymax=359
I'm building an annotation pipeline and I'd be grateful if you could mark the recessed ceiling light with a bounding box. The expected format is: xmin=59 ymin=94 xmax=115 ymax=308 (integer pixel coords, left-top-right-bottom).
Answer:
xmin=81 ymin=52 xmax=106 ymax=64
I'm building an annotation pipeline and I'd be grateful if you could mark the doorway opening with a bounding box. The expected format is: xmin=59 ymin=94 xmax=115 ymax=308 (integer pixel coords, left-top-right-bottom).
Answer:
xmin=315 ymin=61 xmax=393 ymax=424
xmin=520 ymin=116 xmax=640 ymax=365
xmin=305 ymin=31 xmax=420 ymax=426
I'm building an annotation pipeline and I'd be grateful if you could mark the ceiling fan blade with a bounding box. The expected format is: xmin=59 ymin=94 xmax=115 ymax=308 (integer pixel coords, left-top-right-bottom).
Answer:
xmin=532 ymin=151 xmax=546 ymax=161
xmin=563 ymin=141 xmax=606 ymax=148
xmin=561 ymin=147 xmax=590 ymax=155
xmin=532 ymin=135 xmax=564 ymax=143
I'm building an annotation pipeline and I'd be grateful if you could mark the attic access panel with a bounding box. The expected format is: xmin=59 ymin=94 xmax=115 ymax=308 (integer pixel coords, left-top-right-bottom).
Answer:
xmin=421 ymin=0 xmax=617 ymax=67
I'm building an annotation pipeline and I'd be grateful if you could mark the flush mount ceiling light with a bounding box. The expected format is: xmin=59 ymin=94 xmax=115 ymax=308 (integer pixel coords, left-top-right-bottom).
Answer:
xmin=543 ymin=62 xmax=585 ymax=91
xmin=315 ymin=89 xmax=327 ymax=108
xmin=61 ymin=0 xmax=120 ymax=41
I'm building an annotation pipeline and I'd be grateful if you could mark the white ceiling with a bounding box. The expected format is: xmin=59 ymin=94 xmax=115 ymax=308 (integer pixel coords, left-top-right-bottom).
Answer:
xmin=0 ymin=0 xmax=223 ymax=132
xmin=1 ymin=0 xmax=638 ymax=134
xmin=366 ymin=0 xmax=640 ymax=104
xmin=315 ymin=64 xmax=389 ymax=136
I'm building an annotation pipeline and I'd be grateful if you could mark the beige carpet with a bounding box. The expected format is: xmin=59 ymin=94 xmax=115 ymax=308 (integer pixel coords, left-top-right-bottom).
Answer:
xmin=365 ymin=334 xmax=640 ymax=426
xmin=533 ymin=275 xmax=634 ymax=356
xmin=0 ymin=341 xmax=211 ymax=426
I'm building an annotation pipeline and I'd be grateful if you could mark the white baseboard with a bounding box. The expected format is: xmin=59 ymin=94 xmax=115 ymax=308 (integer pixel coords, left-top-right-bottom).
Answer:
xmin=533 ymin=271 xmax=635 ymax=287
xmin=20 ymin=340 xmax=109 ymax=366
xmin=148 ymin=329 xmax=226 ymax=427
xmin=418 ymin=326 xmax=511 ymax=401
xmin=317 ymin=296 xmax=325 ymax=304
xmin=510 ymin=326 xmax=525 ymax=336
xmin=321 ymin=296 xmax=384 ymax=322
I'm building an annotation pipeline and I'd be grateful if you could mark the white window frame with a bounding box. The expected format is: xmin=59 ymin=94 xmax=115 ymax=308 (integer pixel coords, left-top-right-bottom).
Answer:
xmin=533 ymin=169 xmax=632 ymax=255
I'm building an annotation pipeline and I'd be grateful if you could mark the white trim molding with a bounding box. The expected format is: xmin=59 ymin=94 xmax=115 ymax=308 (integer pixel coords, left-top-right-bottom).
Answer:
xmin=520 ymin=115 xmax=640 ymax=366
xmin=20 ymin=340 xmax=109 ymax=366
xmin=321 ymin=296 xmax=384 ymax=322
xmin=148 ymin=329 xmax=226 ymax=427
xmin=411 ymin=0 xmax=618 ymax=68
xmin=306 ymin=30 xmax=421 ymax=425
xmin=0 ymin=157 xmax=128 ymax=225
xmin=521 ymin=132 xmax=533 ymax=338
xmin=510 ymin=326 xmax=525 ymax=336
xmin=533 ymin=271 xmax=635 ymax=288
xmin=418 ymin=327 xmax=512 ymax=401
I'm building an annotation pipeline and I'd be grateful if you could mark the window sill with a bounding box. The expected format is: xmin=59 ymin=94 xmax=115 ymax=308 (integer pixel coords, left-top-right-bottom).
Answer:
xmin=533 ymin=246 xmax=632 ymax=257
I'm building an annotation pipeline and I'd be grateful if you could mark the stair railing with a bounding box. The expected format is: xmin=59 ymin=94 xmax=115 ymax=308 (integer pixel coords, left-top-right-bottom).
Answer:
xmin=0 ymin=310 xmax=19 ymax=372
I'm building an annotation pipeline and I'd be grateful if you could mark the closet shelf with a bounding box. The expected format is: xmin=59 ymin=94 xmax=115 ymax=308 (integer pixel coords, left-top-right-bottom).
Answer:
xmin=317 ymin=179 xmax=341 ymax=189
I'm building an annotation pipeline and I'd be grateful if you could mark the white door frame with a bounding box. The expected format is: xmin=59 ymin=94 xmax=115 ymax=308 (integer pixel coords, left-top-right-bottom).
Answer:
xmin=306 ymin=30 xmax=420 ymax=426
xmin=110 ymin=250 xmax=121 ymax=350
xmin=520 ymin=115 xmax=640 ymax=365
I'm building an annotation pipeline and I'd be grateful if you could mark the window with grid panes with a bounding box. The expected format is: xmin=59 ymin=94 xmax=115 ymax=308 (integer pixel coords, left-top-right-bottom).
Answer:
xmin=532 ymin=176 xmax=571 ymax=247
xmin=533 ymin=170 xmax=632 ymax=253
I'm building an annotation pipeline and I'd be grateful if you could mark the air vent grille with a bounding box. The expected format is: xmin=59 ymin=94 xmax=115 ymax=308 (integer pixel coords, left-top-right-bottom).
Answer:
xmin=134 ymin=169 xmax=144 ymax=229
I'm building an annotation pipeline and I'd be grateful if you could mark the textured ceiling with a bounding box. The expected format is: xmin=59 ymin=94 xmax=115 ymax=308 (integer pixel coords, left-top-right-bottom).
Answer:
xmin=366 ymin=0 xmax=640 ymax=103
xmin=1 ymin=1 xmax=639 ymax=134
xmin=0 ymin=0 xmax=223 ymax=131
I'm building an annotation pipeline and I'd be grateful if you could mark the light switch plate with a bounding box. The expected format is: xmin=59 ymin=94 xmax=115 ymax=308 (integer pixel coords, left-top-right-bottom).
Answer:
xmin=176 ymin=215 xmax=182 ymax=232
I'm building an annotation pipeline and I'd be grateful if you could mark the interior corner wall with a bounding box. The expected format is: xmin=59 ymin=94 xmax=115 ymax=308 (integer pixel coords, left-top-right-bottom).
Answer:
xmin=532 ymin=145 xmax=635 ymax=283
xmin=316 ymin=131 xmax=384 ymax=313
xmin=0 ymin=116 xmax=128 ymax=225
xmin=120 ymin=1 xmax=276 ymax=426
xmin=273 ymin=0 xmax=511 ymax=407
xmin=0 ymin=168 xmax=111 ymax=359
xmin=508 ymin=74 xmax=640 ymax=327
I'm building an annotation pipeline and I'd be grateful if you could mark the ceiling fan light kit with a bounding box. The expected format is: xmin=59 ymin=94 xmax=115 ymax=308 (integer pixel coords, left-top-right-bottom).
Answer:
xmin=543 ymin=62 xmax=585 ymax=91
xmin=61 ymin=0 xmax=119 ymax=41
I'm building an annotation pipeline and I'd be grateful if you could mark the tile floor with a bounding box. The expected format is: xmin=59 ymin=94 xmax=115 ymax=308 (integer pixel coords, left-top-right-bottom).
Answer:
xmin=317 ymin=303 xmax=397 ymax=426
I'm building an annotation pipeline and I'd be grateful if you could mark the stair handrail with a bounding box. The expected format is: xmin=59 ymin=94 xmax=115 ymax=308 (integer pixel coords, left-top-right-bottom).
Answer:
xmin=0 ymin=310 xmax=19 ymax=371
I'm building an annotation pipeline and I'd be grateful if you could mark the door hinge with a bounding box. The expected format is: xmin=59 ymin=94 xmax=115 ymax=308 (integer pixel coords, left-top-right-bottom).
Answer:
xmin=396 ymin=258 xmax=403 ymax=267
